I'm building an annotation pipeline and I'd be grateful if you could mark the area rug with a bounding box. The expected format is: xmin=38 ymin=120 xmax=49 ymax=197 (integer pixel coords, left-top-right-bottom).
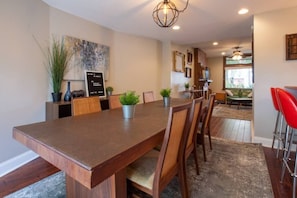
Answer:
xmin=212 ymin=103 xmax=252 ymax=120
xmin=5 ymin=138 xmax=273 ymax=198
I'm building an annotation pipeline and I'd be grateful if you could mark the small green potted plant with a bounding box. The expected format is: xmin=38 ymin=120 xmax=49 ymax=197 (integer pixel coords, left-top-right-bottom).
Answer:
xmin=106 ymin=86 xmax=114 ymax=97
xmin=120 ymin=91 xmax=140 ymax=118
xmin=160 ymin=88 xmax=171 ymax=107
xmin=184 ymin=82 xmax=190 ymax=91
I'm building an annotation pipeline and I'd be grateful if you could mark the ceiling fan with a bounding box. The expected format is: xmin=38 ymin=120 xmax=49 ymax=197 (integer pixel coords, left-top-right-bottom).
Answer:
xmin=230 ymin=46 xmax=243 ymax=60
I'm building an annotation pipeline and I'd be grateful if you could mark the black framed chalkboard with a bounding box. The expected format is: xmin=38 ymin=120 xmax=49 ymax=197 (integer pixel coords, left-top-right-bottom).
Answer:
xmin=84 ymin=71 xmax=106 ymax=97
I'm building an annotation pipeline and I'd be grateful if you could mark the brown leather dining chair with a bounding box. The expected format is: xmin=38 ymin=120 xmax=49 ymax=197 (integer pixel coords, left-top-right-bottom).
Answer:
xmin=71 ymin=96 xmax=102 ymax=116
xmin=197 ymin=93 xmax=216 ymax=161
xmin=143 ymin=91 xmax=155 ymax=103
xmin=185 ymin=97 xmax=204 ymax=175
xmin=108 ymin=94 xmax=122 ymax=109
xmin=126 ymin=102 xmax=194 ymax=198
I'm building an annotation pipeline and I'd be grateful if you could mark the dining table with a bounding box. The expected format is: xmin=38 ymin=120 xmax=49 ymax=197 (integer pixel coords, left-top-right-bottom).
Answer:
xmin=13 ymin=98 xmax=194 ymax=198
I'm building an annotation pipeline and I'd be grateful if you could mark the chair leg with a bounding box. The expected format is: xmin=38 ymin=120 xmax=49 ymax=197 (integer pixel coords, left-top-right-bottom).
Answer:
xmin=293 ymin=149 xmax=297 ymax=198
xmin=178 ymin=159 xmax=189 ymax=198
xmin=276 ymin=114 xmax=284 ymax=158
xmin=193 ymin=143 xmax=200 ymax=175
xmin=199 ymin=135 xmax=207 ymax=162
xmin=281 ymin=126 xmax=293 ymax=182
xmin=272 ymin=112 xmax=280 ymax=149
xmin=208 ymin=125 xmax=212 ymax=150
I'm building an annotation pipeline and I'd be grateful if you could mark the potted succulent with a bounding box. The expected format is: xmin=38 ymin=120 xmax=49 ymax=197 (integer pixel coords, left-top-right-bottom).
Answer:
xmin=119 ymin=91 xmax=140 ymax=119
xmin=160 ymin=88 xmax=171 ymax=107
xmin=184 ymin=82 xmax=190 ymax=91
xmin=46 ymin=37 xmax=72 ymax=102
xmin=106 ymin=86 xmax=114 ymax=97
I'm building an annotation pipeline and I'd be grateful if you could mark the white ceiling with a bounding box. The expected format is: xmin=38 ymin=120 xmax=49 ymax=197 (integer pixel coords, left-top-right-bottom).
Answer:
xmin=41 ymin=0 xmax=297 ymax=57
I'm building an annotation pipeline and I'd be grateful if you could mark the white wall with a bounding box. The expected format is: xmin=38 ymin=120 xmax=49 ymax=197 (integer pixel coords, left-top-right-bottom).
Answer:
xmin=0 ymin=0 xmax=49 ymax=168
xmin=253 ymin=6 xmax=297 ymax=141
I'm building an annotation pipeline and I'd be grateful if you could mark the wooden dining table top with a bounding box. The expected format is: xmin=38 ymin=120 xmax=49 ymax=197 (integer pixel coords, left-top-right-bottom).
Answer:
xmin=13 ymin=98 xmax=193 ymax=190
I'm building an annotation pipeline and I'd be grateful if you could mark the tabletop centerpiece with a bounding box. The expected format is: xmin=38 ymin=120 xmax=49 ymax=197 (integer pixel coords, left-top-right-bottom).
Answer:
xmin=119 ymin=91 xmax=140 ymax=119
xmin=160 ymin=88 xmax=171 ymax=107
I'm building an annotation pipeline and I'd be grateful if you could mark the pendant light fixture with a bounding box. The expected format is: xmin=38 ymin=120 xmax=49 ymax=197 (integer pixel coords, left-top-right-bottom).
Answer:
xmin=232 ymin=47 xmax=243 ymax=60
xmin=152 ymin=0 xmax=189 ymax=28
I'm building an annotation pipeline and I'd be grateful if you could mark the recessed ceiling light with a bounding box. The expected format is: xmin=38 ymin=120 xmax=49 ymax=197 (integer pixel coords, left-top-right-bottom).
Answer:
xmin=172 ymin=25 xmax=180 ymax=30
xmin=238 ymin=8 xmax=249 ymax=15
xmin=213 ymin=42 xmax=218 ymax=46
xmin=221 ymin=52 xmax=226 ymax=55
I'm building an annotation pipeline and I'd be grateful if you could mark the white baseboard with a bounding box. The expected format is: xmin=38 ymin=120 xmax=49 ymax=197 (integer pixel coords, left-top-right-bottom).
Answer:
xmin=253 ymin=135 xmax=296 ymax=151
xmin=0 ymin=151 xmax=38 ymax=177
xmin=253 ymin=136 xmax=273 ymax=148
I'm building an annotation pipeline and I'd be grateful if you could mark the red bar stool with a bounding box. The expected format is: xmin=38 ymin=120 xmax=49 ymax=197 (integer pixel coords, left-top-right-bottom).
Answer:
xmin=275 ymin=88 xmax=297 ymax=198
xmin=270 ymin=87 xmax=285 ymax=158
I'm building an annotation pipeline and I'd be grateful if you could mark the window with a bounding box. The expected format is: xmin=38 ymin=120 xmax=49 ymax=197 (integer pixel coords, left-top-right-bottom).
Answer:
xmin=223 ymin=56 xmax=253 ymax=89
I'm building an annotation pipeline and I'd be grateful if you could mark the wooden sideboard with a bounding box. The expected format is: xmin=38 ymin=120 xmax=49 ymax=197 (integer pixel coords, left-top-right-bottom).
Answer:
xmin=46 ymin=98 xmax=109 ymax=120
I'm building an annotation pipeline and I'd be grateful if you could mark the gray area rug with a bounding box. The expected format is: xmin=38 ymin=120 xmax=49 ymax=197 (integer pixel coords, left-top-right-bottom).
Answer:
xmin=6 ymin=138 xmax=273 ymax=198
xmin=212 ymin=104 xmax=252 ymax=120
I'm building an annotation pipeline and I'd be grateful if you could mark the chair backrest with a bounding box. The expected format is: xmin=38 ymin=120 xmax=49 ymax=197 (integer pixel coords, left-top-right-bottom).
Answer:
xmin=108 ymin=94 xmax=122 ymax=109
xmin=275 ymin=88 xmax=297 ymax=129
xmin=202 ymin=93 xmax=216 ymax=130
xmin=72 ymin=96 xmax=101 ymax=116
xmin=185 ymin=97 xmax=204 ymax=156
xmin=153 ymin=102 xmax=193 ymax=194
xmin=270 ymin=87 xmax=280 ymax=111
xmin=143 ymin=91 xmax=155 ymax=103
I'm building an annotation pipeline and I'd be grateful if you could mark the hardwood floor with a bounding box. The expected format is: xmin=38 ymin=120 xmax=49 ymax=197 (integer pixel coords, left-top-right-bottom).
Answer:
xmin=0 ymin=117 xmax=293 ymax=197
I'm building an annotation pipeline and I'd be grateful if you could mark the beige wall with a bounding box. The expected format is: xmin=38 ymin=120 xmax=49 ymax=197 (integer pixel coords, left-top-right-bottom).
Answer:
xmin=0 ymin=0 xmax=49 ymax=167
xmin=207 ymin=57 xmax=224 ymax=93
xmin=49 ymin=6 xmax=164 ymax=102
xmin=253 ymin=6 xmax=297 ymax=142
xmin=171 ymin=44 xmax=194 ymax=98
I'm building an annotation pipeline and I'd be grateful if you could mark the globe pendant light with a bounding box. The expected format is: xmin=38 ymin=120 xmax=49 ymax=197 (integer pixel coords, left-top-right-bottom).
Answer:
xmin=152 ymin=0 xmax=189 ymax=28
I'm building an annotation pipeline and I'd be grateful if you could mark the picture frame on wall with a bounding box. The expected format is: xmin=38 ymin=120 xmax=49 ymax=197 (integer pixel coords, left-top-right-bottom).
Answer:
xmin=187 ymin=50 xmax=193 ymax=65
xmin=286 ymin=33 xmax=297 ymax=60
xmin=185 ymin=67 xmax=191 ymax=78
xmin=173 ymin=51 xmax=185 ymax=72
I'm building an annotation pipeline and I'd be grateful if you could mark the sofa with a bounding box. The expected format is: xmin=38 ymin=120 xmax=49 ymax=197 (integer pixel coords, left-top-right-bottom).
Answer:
xmin=225 ymin=88 xmax=253 ymax=105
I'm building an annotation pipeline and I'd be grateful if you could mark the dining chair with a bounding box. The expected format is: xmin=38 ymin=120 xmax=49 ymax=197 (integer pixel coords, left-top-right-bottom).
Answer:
xmin=275 ymin=88 xmax=297 ymax=198
xmin=126 ymin=102 xmax=194 ymax=198
xmin=108 ymin=94 xmax=122 ymax=109
xmin=143 ymin=91 xmax=155 ymax=103
xmin=71 ymin=96 xmax=101 ymax=116
xmin=185 ymin=97 xmax=204 ymax=175
xmin=270 ymin=87 xmax=285 ymax=158
xmin=197 ymin=93 xmax=216 ymax=161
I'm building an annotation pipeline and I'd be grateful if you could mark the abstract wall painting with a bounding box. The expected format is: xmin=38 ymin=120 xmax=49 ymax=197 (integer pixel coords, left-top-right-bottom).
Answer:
xmin=63 ymin=36 xmax=110 ymax=80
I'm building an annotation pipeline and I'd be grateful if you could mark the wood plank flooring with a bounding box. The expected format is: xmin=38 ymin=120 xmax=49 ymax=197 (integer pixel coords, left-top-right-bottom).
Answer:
xmin=0 ymin=117 xmax=293 ymax=197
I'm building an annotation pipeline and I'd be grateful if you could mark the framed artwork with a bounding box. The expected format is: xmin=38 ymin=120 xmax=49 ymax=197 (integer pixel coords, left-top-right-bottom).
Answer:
xmin=84 ymin=71 xmax=106 ymax=97
xmin=173 ymin=51 xmax=185 ymax=72
xmin=63 ymin=35 xmax=110 ymax=80
xmin=185 ymin=67 xmax=191 ymax=78
xmin=286 ymin=33 xmax=297 ymax=60
xmin=187 ymin=50 xmax=193 ymax=65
